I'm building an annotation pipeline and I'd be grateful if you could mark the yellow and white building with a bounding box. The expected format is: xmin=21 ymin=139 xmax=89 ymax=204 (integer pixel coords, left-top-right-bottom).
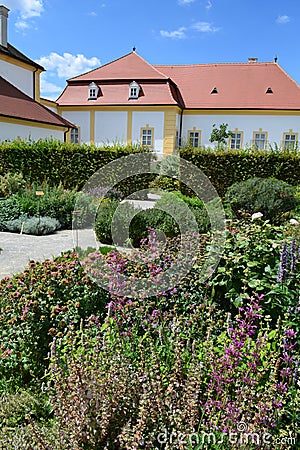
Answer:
xmin=55 ymin=51 xmax=300 ymax=156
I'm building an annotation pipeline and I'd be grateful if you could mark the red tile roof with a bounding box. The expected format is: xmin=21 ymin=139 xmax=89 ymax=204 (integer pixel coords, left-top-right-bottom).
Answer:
xmin=69 ymin=52 xmax=168 ymax=81
xmin=0 ymin=76 xmax=74 ymax=128
xmin=57 ymin=81 xmax=180 ymax=106
xmin=155 ymin=62 xmax=300 ymax=110
xmin=57 ymin=52 xmax=300 ymax=110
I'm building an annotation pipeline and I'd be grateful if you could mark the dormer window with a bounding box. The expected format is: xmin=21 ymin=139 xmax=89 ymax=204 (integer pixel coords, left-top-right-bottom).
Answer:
xmin=266 ymin=87 xmax=273 ymax=94
xmin=88 ymin=82 xmax=99 ymax=100
xmin=129 ymin=81 xmax=140 ymax=99
xmin=211 ymin=87 xmax=218 ymax=94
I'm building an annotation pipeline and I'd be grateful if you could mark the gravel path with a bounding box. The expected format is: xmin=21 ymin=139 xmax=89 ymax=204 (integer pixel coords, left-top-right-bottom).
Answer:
xmin=0 ymin=229 xmax=98 ymax=279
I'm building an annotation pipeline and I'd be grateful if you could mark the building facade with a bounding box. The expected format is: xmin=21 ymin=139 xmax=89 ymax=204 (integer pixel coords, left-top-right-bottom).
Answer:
xmin=0 ymin=5 xmax=73 ymax=142
xmin=55 ymin=51 xmax=300 ymax=156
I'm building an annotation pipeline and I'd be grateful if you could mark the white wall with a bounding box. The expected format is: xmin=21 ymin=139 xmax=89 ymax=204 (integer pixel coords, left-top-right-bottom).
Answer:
xmin=95 ymin=111 xmax=127 ymax=145
xmin=0 ymin=121 xmax=64 ymax=142
xmin=182 ymin=114 xmax=300 ymax=148
xmin=132 ymin=111 xmax=164 ymax=155
xmin=0 ymin=59 xmax=34 ymax=98
xmin=62 ymin=111 xmax=90 ymax=144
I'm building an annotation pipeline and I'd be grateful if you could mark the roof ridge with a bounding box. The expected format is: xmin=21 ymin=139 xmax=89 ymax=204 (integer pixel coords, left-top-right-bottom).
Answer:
xmin=155 ymin=61 xmax=275 ymax=68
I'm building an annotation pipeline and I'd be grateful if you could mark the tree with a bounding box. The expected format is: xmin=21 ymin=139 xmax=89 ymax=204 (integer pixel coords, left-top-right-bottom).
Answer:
xmin=209 ymin=123 xmax=234 ymax=149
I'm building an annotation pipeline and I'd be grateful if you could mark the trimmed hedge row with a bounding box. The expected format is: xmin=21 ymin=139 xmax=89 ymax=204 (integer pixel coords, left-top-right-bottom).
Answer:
xmin=0 ymin=140 xmax=154 ymax=196
xmin=179 ymin=148 xmax=300 ymax=197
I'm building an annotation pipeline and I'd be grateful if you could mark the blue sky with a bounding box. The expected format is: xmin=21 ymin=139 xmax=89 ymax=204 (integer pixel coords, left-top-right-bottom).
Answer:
xmin=4 ymin=0 xmax=300 ymax=100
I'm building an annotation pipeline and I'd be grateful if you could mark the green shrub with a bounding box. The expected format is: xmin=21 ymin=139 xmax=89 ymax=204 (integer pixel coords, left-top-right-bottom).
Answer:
xmin=0 ymin=196 xmax=21 ymax=223
xmin=0 ymin=139 xmax=153 ymax=192
xmin=94 ymin=193 xmax=211 ymax=248
xmin=0 ymin=252 xmax=109 ymax=383
xmin=179 ymin=147 xmax=300 ymax=197
xmin=155 ymin=192 xmax=210 ymax=234
xmin=226 ymin=177 xmax=298 ymax=222
xmin=23 ymin=217 xmax=61 ymax=235
xmin=0 ymin=172 xmax=26 ymax=197
xmin=129 ymin=208 xmax=179 ymax=246
xmin=94 ymin=199 xmax=120 ymax=245
xmin=149 ymin=175 xmax=181 ymax=192
xmin=4 ymin=215 xmax=60 ymax=235
xmin=15 ymin=182 xmax=78 ymax=229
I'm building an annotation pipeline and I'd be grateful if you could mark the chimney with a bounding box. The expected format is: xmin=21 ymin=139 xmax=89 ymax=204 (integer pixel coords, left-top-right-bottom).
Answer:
xmin=0 ymin=5 xmax=9 ymax=48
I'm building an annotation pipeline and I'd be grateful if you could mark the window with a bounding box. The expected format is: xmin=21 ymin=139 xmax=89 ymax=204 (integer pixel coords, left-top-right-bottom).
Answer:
xmin=229 ymin=130 xmax=243 ymax=149
xmin=129 ymin=81 xmax=140 ymax=99
xmin=140 ymin=125 xmax=154 ymax=147
xmin=88 ymin=82 xmax=99 ymax=100
xmin=253 ymin=129 xmax=268 ymax=150
xmin=70 ymin=127 xmax=79 ymax=144
xmin=188 ymin=129 xmax=201 ymax=148
xmin=283 ymin=130 xmax=298 ymax=150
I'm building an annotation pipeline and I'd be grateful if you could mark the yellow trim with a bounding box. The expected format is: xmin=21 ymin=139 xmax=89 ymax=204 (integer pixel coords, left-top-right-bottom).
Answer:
xmin=34 ymin=70 xmax=43 ymax=102
xmin=252 ymin=128 xmax=268 ymax=150
xmin=40 ymin=98 xmax=59 ymax=112
xmin=140 ymin=124 xmax=154 ymax=148
xmin=0 ymin=53 xmax=40 ymax=72
xmin=187 ymin=127 xmax=202 ymax=148
xmin=183 ymin=109 xmax=300 ymax=116
xmin=59 ymin=105 xmax=182 ymax=113
xmin=90 ymin=110 xmax=95 ymax=144
xmin=0 ymin=116 xmax=68 ymax=131
xmin=229 ymin=128 xmax=244 ymax=149
xmin=282 ymin=129 xmax=299 ymax=149
xmin=163 ymin=109 xmax=177 ymax=155
xmin=127 ymin=110 xmax=132 ymax=144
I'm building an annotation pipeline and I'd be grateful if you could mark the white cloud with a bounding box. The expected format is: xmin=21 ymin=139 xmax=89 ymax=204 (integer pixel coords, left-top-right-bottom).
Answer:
xmin=178 ymin=0 xmax=195 ymax=5
xmin=160 ymin=27 xmax=187 ymax=39
xmin=206 ymin=0 xmax=212 ymax=10
xmin=40 ymin=77 xmax=63 ymax=94
xmin=88 ymin=11 xmax=97 ymax=16
xmin=276 ymin=15 xmax=290 ymax=24
xmin=36 ymin=52 xmax=101 ymax=79
xmin=15 ymin=20 xmax=30 ymax=30
xmin=192 ymin=21 xmax=219 ymax=32
xmin=7 ymin=0 xmax=44 ymax=19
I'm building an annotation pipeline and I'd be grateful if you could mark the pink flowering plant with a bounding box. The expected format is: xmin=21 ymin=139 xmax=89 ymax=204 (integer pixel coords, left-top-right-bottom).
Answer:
xmin=0 ymin=252 xmax=109 ymax=384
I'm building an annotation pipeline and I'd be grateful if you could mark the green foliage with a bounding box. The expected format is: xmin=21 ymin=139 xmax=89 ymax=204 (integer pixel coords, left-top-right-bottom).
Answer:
xmin=0 ymin=172 xmax=26 ymax=197
xmin=94 ymin=199 xmax=120 ymax=245
xmin=0 ymin=252 xmax=109 ymax=383
xmin=179 ymin=147 xmax=300 ymax=197
xmin=94 ymin=193 xmax=210 ymax=248
xmin=22 ymin=216 xmax=61 ymax=235
xmin=154 ymin=191 xmax=210 ymax=234
xmin=206 ymin=220 xmax=300 ymax=320
xmin=149 ymin=175 xmax=181 ymax=192
xmin=0 ymin=139 xmax=154 ymax=193
xmin=0 ymin=196 xmax=21 ymax=230
xmin=209 ymin=122 xmax=234 ymax=148
xmin=226 ymin=177 xmax=299 ymax=222
xmin=15 ymin=182 xmax=78 ymax=229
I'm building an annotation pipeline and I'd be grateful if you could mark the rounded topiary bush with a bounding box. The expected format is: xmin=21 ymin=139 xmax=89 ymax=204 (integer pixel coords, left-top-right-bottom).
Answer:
xmin=226 ymin=177 xmax=299 ymax=222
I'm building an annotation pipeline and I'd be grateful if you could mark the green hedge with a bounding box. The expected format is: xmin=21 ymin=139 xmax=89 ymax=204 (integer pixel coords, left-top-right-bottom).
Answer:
xmin=0 ymin=140 xmax=154 ymax=195
xmin=179 ymin=147 xmax=300 ymax=197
